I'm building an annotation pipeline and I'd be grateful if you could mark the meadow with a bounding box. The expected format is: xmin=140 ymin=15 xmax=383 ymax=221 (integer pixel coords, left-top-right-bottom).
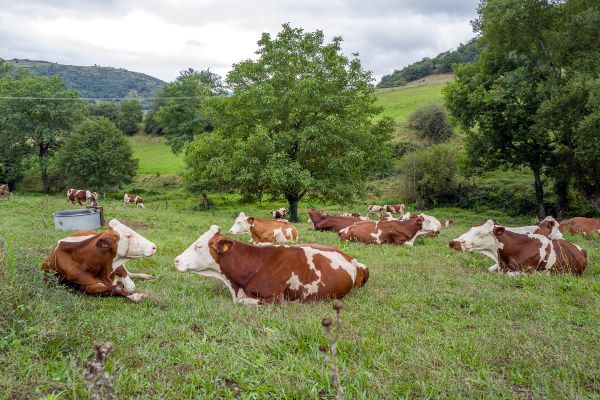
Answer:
xmin=1 ymin=194 xmax=599 ymax=399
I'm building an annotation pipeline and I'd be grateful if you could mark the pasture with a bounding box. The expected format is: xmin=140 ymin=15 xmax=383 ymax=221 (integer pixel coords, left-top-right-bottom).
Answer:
xmin=129 ymin=135 xmax=184 ymax=175
xmin=1 ymin=194 xmax=600 ymax=399
xmin=375 ymin=81 xmax=447 ymax=124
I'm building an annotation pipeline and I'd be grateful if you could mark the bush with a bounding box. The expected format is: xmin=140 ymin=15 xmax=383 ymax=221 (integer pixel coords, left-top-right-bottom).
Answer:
xmin=55 ymin=118 xmax=138 ymax=192
xmin=408 ymin=103 xmax=454 ymax=143
xmin=399 ymin=143 xmax=457 ymax=208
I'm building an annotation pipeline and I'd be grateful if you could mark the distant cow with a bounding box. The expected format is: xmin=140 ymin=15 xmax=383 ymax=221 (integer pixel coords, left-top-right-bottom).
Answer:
xmin=449 ymin=219 xmax=587 ymax=275
xmin=230 ymin=212 xmax=298 ymax=244
xmin=124 ymin=193 xmax=145 ymax=208
xmin=504 ymin=216 xmax=563 ymax=239
xmin=340 ymin=214 xmax=441 ymax=245
xmin=367 ymin=205 xmax=385 ymax=217
xmin=0 ymin=184 xmax=10 ymax=198
xmin=174 ymin=225 xmax=369 ymax=304
xmin=308 ymin=209 xmax=363 ymax=232
xmin=41 ymin=219 xmax=157 ymax=301
xmin=442 ymin=219 xmax=454 ymax=228
xmin=385 ymin=204 xmax=405 ymax=214
xmin=272 ymin=207 xmax=288 ymax=219
xmin=559 ymin=217 xmax=600 ymax=236
xmin=67 ymin=188 xmax=98 ymax=207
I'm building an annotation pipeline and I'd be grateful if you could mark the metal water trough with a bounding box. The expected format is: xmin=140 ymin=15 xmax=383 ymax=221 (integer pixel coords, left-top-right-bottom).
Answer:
xmin=53 ymin=209 xmax=102 ymax=231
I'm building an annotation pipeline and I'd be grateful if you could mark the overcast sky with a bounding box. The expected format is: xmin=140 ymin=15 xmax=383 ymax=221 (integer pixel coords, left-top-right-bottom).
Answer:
xmin=0 ymin=0 xmax=478 ymax=83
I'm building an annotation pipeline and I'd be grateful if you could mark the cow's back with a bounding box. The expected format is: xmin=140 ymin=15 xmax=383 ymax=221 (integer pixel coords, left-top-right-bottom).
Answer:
xmin=550 ymin=239 xmax=587 ymax=275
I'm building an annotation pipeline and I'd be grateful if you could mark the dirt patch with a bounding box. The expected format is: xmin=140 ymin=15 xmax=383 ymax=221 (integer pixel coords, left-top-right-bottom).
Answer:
xmin=511 ymin=384 xmax=533 ymax=399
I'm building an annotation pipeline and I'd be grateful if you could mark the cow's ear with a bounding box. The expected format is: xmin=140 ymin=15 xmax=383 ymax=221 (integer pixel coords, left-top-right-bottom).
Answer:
xmin=547 ymin=220 xmax=554 ymax=228
xmin=493 ymin=226 xmax=505 ymax=236
xmin=247 ymin=217 xmax=255 ymax=224
xmin=96 ymin=238 xmax=114 ymax=249
xmin=214 ymin=239 xmax=234 ymax=254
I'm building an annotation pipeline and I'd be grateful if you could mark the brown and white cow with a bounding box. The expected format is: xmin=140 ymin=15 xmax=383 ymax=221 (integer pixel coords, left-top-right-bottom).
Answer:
xmin=308 ymin=209 xmax=363 ymax=232
xmin=174 ymin=225 xmax=369 ymax=304
xmin=505 ymin=216 xmax=563 ymax=239
xmin=340 ymin=214 xmax=441 ymax=245
xmin=442 ymin=219 xmax=454 ymax=228
xmin=41 ymin=219 xmax=157 ymax=301
xmin=340 ymin=212 xmax=362 ymax=218
xmin=367 ymin=205 xmax=385 ymax=217
xmin=230 ymin=212 xmax=298 ymax=244
xmin=449 ymin=219 xmax=587 ymax=275
xmin=272 ymin=207 xmax=288 ymax=219
xmin=67 ymin=188 xmax=98 ymax=207
xmin=559 ymin=217 xmax=600 ymax=236
xmin=0 ymin=184 xmax=10 ymax=198
xmin=124 ymin=193 xmax=145 ymax=208
xmin=385 ymin=204 xmax=405 ymax=215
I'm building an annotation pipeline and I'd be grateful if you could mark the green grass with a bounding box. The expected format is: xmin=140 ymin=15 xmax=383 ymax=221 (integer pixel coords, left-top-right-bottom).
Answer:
xmin=129 ymin=135 xmax=184 ymax=175
xmin=1 ymin=194 xmax=600 ymax=399
xmin=375 ymin=84 xmax=446 ymax=124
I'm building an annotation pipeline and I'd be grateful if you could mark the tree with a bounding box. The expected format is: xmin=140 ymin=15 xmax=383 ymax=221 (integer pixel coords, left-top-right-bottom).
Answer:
xmin=118 ymin=99 xmax=143 ymax=135
xmin=184 ymin=24 xmax=395 ymax=221
xmin=0 ymin=71 xmax=85 ymax=193
xmin=89 ymin=102 xmax=121 ymax=125
xmin=155 ymin=68 xmax=224 ymax=153
xmin=55 ymin=118 xmax=138 ymax=192
xmin=143 ymin=106 xmax=163 ymax=135
xmin=408 ymin=103 xmax=454 ymax=143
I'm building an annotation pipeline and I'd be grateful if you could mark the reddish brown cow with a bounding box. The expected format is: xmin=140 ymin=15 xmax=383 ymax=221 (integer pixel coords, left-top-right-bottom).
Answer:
xmin=174 ymin=226 xmax=369 ymax=304
xmin=559 ymin=217 xmax=600 ymax=235
xmin=308 ymin=208 xmax=362 ymax=232
xmin=450 ymin=220 xmax=587 ymax=275
xmin=67 ymin=188 xmax=98 ymax=207
xmin=124 ymin=193 xmax=145 ymax=208
xmin=385 ymin=204 xmax=405 ymax=214
xmin=0 ymin=184 xmax=10 ymax=198
xmin=339 ymin=216 xmax=425 ymax=245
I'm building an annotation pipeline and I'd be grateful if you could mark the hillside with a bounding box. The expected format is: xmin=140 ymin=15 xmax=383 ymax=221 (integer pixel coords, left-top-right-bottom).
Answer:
xmin=377 ymin=38 xmax=481 ymax=88
xmin=8 ymin=59 xmax=166 ymax=100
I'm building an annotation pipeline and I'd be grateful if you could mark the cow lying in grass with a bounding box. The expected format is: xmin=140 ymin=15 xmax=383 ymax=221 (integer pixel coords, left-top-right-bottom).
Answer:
xmin=339 ymin=214 xmax=441 ymax=245
xmin=174 ymin=225 xmax=369 ymax=304
xmin=504 ymin=216 xmax=562 ymax=239
xmin=559 ymin=217 xmax=600 ymax=236
xmin=229 ymin=212 xmax=298 ymax=244
xmin=42 ymin=219 xmax=156 ymax=301
xmin=308 ymin=208 xmax=363 ymax=232
xmin=449 ymin=219 xmax=587 ymax=275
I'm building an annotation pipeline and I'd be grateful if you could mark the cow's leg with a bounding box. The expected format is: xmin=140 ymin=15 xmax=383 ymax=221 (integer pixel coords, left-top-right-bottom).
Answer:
xmin=128 ymin=272 xmax=154 ymax=281
xmin=488 ymin=264 xmax=499 ymax=272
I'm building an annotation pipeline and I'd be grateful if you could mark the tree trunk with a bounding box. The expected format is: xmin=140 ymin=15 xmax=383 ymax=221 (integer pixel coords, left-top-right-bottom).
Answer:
xmin=532 ymin=165 xmax=545 ymax=220
xmin=555 ymin=178 xmax=569 ymax=220
xmin=201 ymin=193 xmax=211 ymax=209
xmin=286 ymin=195 xmax=299 ymax=222
xmin=39 ymin=143 xmax=50 ymax=194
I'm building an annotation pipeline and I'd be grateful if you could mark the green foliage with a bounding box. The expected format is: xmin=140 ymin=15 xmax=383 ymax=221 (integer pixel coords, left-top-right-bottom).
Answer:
xmin=8 ymin=59 xmax=165 ymax=103
xmin=155 ymin=68 xmax=224 ymax=153
xmin=89 ymin=102 xmax=120 ymax=125
xmin=143 ymin=107 xmax=163 ymax=136
xmin=117 ymin=99 xmax=143 ymax=135
xmin=0 ymin=70 xmax=85 ymax=193
xmin=55 ymin=118 xmax=138 ymax=191
xmin=377 ymin=38 xmax=482 ymax=88
xmin=399 ymin=143 xmax=458 ymax=208
xmin=407 ymin=103 xmax=454 ymax=143
xmin=185 ymin=24 xmax=394 ymax=220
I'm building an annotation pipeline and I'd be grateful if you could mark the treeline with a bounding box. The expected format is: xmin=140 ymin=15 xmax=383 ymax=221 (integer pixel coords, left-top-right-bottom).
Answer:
xmin=377 ymin=38 xmax=482 ymax=88
xmin=8 ymin=59 xmax=165 ymax=106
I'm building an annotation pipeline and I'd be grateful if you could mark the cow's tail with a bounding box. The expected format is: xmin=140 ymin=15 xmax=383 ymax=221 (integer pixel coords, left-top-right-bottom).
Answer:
xmin=352 ymin=259 xmax=369 ymax=287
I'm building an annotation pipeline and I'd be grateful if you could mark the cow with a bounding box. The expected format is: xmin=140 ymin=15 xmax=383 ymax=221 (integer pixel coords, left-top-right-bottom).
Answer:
xmin=0 ymin=184 xmax=10 ymax=198
xmin=272 ymin=207 xmax=288 ymax=219
xmin=67 ymin=188 xmax=99 ymax=207
xmin=308 ymin=208 xmax=363 ymax=232
xmin=339 ymin=214 xmax=441 ymax=245
xmin=174 ymin=225 xmax=369 ymax=304
xmin=449 ymin=219 xmax=587 ymax=275
xmin=124 ymin=193 xmax=145 ymax=208
xmin=367 ymin=205 xmax=385 ymax=217
xmin=442 ymin=219 xmax=454 ymax=228
xmin=559 ymin=217 xmax=600 ymax=236
xmin=385 ymin=204 xmax=405 ymax=215
xmin=504 ymin=216 xmax=563 ymax=239
xmin=230 ymin=212 xmax=298 ymax=244
xmin=41 ymin=219 xmax=157 ymax=301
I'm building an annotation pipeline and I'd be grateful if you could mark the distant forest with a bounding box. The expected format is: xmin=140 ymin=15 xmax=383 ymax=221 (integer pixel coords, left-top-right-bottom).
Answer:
xmin=377 ymin=38 xmax=482 ymax=88
xmin=8 ymin=59 xmax=166 ymax=103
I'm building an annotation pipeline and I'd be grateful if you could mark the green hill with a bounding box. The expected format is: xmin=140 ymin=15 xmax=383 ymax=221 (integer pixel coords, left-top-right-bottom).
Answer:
xmin=8 ymin=59 xmax=166 ymax=100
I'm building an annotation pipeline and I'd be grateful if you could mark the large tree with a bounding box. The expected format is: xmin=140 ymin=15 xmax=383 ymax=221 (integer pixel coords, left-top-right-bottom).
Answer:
xmin=0 ymin=70 xmax=85 ymax=193
xmin=55 ymin=118 xmax=138 ymax=192
xmin=184 ymin=24 xmax=394 ymax=221
xmin=155 ymin=68 xmax=224 ymax=153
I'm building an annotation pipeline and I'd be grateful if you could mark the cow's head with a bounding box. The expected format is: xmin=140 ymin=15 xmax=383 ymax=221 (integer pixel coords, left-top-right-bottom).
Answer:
xmin=108 ymin=219 xmax=157 ymax=259
xmin=229 ymin=212 xmax=254 ymax=234
xmin=449 ymin=220 xmax=502 ymax=253
xmin=538 ymin=216 xmax=562 ymax=239
xmin=174 ymin=225 xmax=224 ymax=273
xmin=418 ymin=214 xmax=441 ymax=237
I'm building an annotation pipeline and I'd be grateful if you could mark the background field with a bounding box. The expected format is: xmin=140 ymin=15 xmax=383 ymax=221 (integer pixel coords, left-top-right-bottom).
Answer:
xmin=1 ymin=195 xmax=599 ymax=399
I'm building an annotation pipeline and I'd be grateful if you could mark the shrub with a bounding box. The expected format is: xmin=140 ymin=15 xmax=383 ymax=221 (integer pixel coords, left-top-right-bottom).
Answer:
xmin=399 ymin=143 xmax=457 ymax=208
xmin=408 ymin=103 xmax=454 ymax=143
xmin=55 ymin=118 xmax=138 ymax=192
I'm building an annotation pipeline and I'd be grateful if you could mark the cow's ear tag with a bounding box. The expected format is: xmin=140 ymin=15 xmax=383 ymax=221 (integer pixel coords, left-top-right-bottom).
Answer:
xmin=216 ymin=239 xmax=233 ymax=253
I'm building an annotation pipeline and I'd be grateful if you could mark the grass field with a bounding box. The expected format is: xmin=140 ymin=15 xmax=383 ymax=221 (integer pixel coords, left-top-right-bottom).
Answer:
xmin=128 ymin=135 xmax=184 ymax=175
xmin=1 ymin=194 xmax=599 ymax=399
xmin=375 ymin=81 xmax=447 ymax=124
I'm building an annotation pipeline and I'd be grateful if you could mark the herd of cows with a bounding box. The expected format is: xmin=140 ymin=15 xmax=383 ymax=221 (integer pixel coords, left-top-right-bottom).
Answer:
xmin=24 ymin=186 xmax=600 ymax=305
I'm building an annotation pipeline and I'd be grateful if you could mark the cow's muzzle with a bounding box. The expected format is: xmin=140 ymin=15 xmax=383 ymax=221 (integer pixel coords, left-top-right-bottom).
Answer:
xmin=449 ymin=240 xmax=463 ymax=251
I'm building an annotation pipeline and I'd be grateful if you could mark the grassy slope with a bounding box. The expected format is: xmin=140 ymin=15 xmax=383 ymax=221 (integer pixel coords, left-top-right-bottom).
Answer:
xmin=128 ymin=135 xmax=184 ymax=175
xmin=1 ymin=195 xmax=600 ymax=399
